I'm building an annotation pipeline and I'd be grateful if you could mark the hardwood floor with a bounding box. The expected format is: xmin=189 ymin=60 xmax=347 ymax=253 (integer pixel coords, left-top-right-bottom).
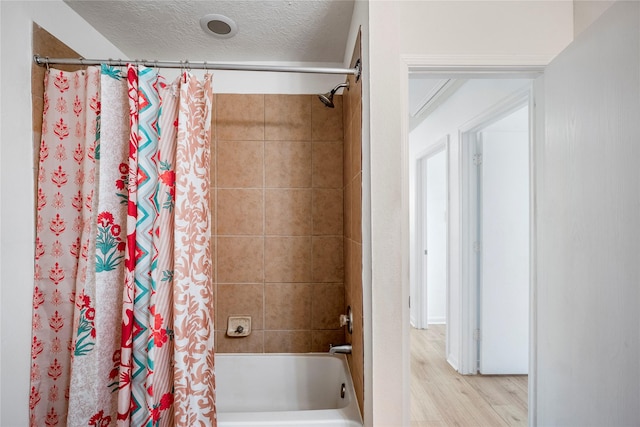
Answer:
xmin=411 ymin=325 xmax=528 ymax=427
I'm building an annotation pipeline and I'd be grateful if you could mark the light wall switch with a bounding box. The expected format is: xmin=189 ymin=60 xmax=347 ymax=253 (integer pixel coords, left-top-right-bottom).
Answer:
xmin=226 ymin=316 xmax=251 ymax=337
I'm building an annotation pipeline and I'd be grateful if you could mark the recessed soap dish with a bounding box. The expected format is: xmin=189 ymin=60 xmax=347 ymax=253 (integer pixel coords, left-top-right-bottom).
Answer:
xmin=227 ymin=316 xmax=251 ymax=337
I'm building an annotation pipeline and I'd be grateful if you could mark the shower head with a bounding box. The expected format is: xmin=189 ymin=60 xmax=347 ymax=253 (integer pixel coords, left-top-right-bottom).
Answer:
xmin=318 ymin=82 xmax=349 ymax=108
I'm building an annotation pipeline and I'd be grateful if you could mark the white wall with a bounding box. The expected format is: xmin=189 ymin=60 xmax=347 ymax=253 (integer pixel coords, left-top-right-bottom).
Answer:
xmin=538 ymin=2 xmax=639 ymax=424
xmin=573 ymin=0 xmax=616 ymax=37
xmin=162 ymin=65 xmax=346 ymax=95
xmin=0 ymin=2 xmax=126 ymax=425
xmin=409 ymin=79 xmax=531 ymax=370
xmin=368 ymin=2 xmax=572 ymax=425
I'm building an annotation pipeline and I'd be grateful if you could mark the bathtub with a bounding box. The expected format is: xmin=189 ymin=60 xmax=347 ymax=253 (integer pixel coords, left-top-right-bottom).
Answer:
xmin=216 ymin=353 xmax=363 ymax=427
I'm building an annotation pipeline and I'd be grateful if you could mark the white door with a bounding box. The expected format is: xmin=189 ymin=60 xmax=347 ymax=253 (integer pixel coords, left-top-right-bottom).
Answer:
xmin=536 ymin=2 xmax=640 ymax=424
xmin=413 ymin=146 xmax=448 ymax=329
xmin=478 ymin=105 xmax=530 ymax=374
xmin=424 ymin=149 xmax=447 ymax=325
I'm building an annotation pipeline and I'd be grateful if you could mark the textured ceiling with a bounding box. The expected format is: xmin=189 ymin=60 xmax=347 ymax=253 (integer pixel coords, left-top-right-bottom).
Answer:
xmin=64 ymin=0 xmax=355 ymax=64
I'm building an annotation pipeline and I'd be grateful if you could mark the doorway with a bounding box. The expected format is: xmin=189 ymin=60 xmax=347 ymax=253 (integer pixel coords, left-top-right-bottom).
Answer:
xmin=411 ymin=139 xmax=448 ymax=331
xmin=409 ymin=76 xmax=534 ymax=425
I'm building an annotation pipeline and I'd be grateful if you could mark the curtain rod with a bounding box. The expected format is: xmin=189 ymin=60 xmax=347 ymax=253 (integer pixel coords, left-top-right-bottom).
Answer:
xmin=33 ymin=55 xmax=361 ymax=77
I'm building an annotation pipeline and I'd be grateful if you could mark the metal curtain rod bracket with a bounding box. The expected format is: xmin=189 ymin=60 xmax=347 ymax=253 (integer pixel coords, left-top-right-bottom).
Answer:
xmin=33 ymin=55 xmax=361 ymax=78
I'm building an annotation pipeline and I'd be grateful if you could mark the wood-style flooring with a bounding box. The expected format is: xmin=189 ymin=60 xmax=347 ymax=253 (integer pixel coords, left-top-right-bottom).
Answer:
xmin=411 ymin=325 xmax=528 ymax=427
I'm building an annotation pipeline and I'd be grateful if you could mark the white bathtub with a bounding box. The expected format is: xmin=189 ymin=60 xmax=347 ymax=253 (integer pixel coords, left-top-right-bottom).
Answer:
xmin=216 ymin=353 xmax=363 ymax=427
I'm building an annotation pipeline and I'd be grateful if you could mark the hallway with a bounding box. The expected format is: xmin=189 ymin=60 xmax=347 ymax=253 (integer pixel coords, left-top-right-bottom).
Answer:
xmin=411 ymin=325 xmax=527 ymax=426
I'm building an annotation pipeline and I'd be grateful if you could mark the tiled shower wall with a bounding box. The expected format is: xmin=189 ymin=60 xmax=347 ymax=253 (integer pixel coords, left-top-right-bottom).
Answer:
xmin=32 ymin=22 xmax=357 ymax=400
xmin=343 ymin=31 xmax=364 ymax=416
xmin=213 ymin=94 xmax=346 ymax=353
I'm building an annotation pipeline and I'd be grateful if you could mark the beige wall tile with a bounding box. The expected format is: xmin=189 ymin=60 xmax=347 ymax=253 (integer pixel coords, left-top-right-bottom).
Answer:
xmin=216 ymin=331 xmax=264 ymax=353
xmin=312 ymin=188 xmax=343 ymax=236
xmin=216 ymin=94 xmax=264 ymax=141
xmin=209 ymin=96 xmax=217 ymax=148
xmin=312 ymin=94 xmax=344 ymax=141
xmin=312 ymin=236 xmax=344 ymax=282
xmin=209 ymin=139 xmax=217 ymax=189
xmin=351 ymin=241 xmax=363 ymax=323
xmin=344 ymin=179 xmax=352 ymax=240
xmin=264 ymin=141 xmax=311 ymax=188
xmin=350 ymin=84 xmax=362 ymax=121
xmin=32 ymin=96 xmax=44 ymax=133
xmin=312 ymin=283 xmax=345 ymax=329
xmin=216 ymin=283 xmax=264 ymax=331
xmin=264 ymin=236 xmax=311 ymax=282
xmin=344 ymin=237 xmax=352 ymax=306
xmin=217 ymin=140 xmax=263 ymax=188
xmin=217 ymin=189 xmax=264 ymax=235
xmin=264 ymin=330 xmax=311 ymax=353
xmin=351 ymin=300 xmax=363 ymax=356
xmin=265 ymin=95 xmax=311 ymax=141
xmin=32 ymin=65 xmax=45 ymax=99
xmin=217 ymin=236 xmax=264 ymax=283
xmin=350 ymin=345 xmax=364 ymax=416
xmin=210 ymin=237 xmax=217 ymax=288
xmin=265 ymin=189 xmax=312 ymax=236
xmin=264 ymin=283 xmax=312 ymax=330
xmin=312 ymin=141 xmax=343 ymax=189
xmin=342 ymin=30 xmax=364 ymax=418
xmin=311 ymin=330 xmax=346 ymax=352
xmin=350 ymin=112 xmax=362 ymax=179
xmin=343 ymin=111 xmax=353 ymax=183
xmin=352 ymin=173 xmax=362 ymax=243
xmin=342 ymin=79 xmax=351 ymax=122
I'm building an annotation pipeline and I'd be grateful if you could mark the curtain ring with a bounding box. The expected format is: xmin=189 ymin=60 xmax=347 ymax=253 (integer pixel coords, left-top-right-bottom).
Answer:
xmin=44 ymin=56 xmax=50 ymax=71
xmin=182 ymin=60 xmax=189 ymax=83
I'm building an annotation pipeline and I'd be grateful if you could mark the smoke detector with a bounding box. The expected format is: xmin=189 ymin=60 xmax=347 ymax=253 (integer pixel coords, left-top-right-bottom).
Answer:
xmin=200 ymin=14 xmax=238 ymax=39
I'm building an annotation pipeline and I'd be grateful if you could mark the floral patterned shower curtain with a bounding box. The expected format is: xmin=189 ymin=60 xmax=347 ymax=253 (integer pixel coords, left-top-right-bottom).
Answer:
xmin=29 ymin=65 xmax=216 ymax=427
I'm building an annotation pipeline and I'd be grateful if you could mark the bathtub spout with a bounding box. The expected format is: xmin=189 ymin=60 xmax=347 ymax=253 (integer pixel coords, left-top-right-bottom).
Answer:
xmin=329 ymin=344 xmax=352 ymax=355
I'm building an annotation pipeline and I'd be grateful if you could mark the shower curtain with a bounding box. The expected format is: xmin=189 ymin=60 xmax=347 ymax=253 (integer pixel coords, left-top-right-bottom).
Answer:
xmin=29 ymin=64 xmax=216 ymax=427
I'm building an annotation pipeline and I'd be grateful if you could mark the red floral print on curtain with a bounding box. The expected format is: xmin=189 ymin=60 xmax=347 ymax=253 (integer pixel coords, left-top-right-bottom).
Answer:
xmin=31 ymin=65 xmax=217 ymax=427
xmin=116 ymin=64 xmax=140 ymax=426
xmin=29 ymin=66 xmax=101 ymax=427
xmin=67 ymin=65 xmax=129 ymax=426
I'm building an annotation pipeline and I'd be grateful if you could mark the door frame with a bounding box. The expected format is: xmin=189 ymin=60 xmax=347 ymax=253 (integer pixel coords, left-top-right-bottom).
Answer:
xmin=458 ymin=87 xmax=532 ymax=374
xmin=401 ymin=54 xmax=546 ymax=427
xmin=412 ymin=138 xmax=449 ymax=331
